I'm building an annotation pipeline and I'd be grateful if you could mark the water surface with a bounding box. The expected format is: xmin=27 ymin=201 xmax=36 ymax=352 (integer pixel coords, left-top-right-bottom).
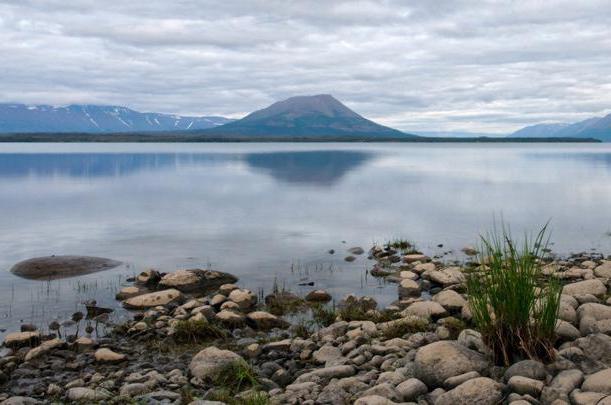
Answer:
xmin=1 ymin=142 xmax=611 ymax=335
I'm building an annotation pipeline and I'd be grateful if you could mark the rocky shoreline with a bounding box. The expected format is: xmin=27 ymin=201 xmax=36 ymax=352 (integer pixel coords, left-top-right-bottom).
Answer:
xmin=1 ymin=245 xmax=611 ymax=404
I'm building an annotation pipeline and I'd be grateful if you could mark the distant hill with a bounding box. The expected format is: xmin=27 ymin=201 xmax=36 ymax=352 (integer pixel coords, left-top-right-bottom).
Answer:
xmin=199 ymin=94 xmax=417 ymax=139
xmin=509 ymin=115 xmax=611 ymax=141
xmin=0 ymin=104 xmax=233 ymax=133
xmin=413 ymin=131 xmax=505 ymax=138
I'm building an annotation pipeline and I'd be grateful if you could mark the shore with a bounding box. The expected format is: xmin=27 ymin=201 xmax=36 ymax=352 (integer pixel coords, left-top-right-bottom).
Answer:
xmin=1 ymin=245 xmax=611 ymax=404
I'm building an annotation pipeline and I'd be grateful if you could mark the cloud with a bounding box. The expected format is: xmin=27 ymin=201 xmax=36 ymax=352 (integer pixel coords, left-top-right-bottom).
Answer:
xmin=0 ymin=0 xmax=610 ymax=132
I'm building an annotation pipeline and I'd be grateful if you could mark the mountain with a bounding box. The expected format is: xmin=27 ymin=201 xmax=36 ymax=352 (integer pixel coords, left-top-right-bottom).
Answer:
xmin=199 ymin=94 xmax=416 ymax=139
xmin=509 ymin=115 xmax=611 ymax=141
xmin=0 ymin=104 xmax=233 ymax=133
xmin=413 ymin=131 xmax=505 ymax=138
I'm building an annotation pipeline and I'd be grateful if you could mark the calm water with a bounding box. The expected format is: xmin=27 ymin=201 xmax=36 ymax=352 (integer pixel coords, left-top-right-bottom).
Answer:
xmin=1 ymin=142 xmax=611 ymax=335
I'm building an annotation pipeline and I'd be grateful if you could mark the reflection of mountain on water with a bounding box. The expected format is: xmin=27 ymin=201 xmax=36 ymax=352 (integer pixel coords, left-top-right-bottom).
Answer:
xmin=0 ymin=150 xmax=372 ymax=185
xmin=244 ymin=150 xmax=371 ymax=185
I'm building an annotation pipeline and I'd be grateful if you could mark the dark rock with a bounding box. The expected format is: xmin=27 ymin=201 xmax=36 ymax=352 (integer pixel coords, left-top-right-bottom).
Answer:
xmin=10 ymin=256 xmax=121 ymax=280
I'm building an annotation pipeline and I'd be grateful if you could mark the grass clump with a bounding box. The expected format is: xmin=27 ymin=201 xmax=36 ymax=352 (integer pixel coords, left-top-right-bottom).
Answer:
xmin=173 ymin=319 xmax=227 ymax=343
xmin=208 ymin=389 xmax=270 ymax=405
xmin=381 ymin=316 xmax=429 ymax=339
xmin=385 ymin=238 xmax=419 ymax=254
xmin=311 ymin=304 xmax=337 ymax=327
xmin=466 ymin=222 xmax=562 ymax=366
xmin=212 ymin=359 xmax=259 ymax=394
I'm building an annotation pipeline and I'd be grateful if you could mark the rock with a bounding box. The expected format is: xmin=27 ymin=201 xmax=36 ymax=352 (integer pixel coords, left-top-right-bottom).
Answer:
xmin=425 ymin=267 xmax=465 ymax=286
xmin=361 ymin=383 xmax=400 ymax=402
xmin=123 ymin=289 xmax=183 ymax=309
xmin=215 ymin=309 xmax=245 ymax=326
xmin=305 ymin=290 xmax=332 ymax=302
xmin=402 ymin=301 xmax=448 ymax=319
xmin=189 ymin=347 xmax=244 ymax=380
xmin=3 ymin=331 xmax=40 ymax=348
xmin=414 ymin=262 xmax=436 ymax=273
xmin=10 ymin=255 xmax=121 ymax=280
xmin=577 ymin=303 xmax=611 ymax=334
xmin=0 ymin=398 xmax=42 ymax=405
xmin=95 ymin=348 xmax=126 ymax=363
xmin=581 ymin=368 xmax=611 ymax=394
xmin=307 ymin=365 xmax=355 ymax=380
xmin=354 ymin=395 xmax=398 ymax=405
xmin=569 ymin=389 xmax=606 ymax=405
xmin=594 ymin=261 xmax=611 ymax=278
xmin=66 ymin=388 xmax=110 ymax=402
xmin=573 ymin=333 xmax=611 ymax=366
xmin=433 ymin=290 xmax=467 ymax=312
xmin=435 ymin=377 xmax=503 ymax=405
xmin=120 ymin=383 xmax=149 ymax=397
xmin=555 ymin=320 xmax=581 ymax=341
xmin=462 ymin=246 xmax=478 ymax=256
xmin=228 ymin=288 xmax=257 ymax=309
xmin=137 ymin=391 xmax=181 ymax=401
xmin=159 ymin=269 xmax=238 ymax=293
xmin=403 ymin=254 xmax=429 ymax=263
xmin=115 ymin=286 xmax=143 ymax=300
xmin=345 ymin=255 xmax=356 ymax=262
xmin=558 ymin=298 xmax=578 ymax=323
xmin=457 ymin=329 xmax=487 ymax=354
xmin=398 ymin=279 xmax=421 ymax=298
xmin=414 ymin=341 xmax=488 ymax=386
xmin=24 ymin=338 xmax=63 ymax=361
xmin=313 ymin=345 xmax=343 ymax=364
xmin=562 ymin=279 xmax=607 ymax=298
xmin=246 ymin=311 xmax=289 ymax=330
xmin=136 ymin=269 xmax=162 ymax=287
xmin=444 ymin=371 xmax=481 ymax=388
xmin=504 ymin=359 xmax=547 ymax=381
xmin=348 ymin=247 xmax=365 ymax=255
xmin=549 ymin=369 xmax=583 ymax=393
xmin=508 ymin=376 xmax=544 ymax=396
xmin=396 ymin=378 xmax=428 ymax=401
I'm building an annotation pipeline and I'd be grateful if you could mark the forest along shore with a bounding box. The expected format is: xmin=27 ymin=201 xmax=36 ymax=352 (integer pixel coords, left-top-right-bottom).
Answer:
xmin=1 ymin=244 xmax=611 ymax=405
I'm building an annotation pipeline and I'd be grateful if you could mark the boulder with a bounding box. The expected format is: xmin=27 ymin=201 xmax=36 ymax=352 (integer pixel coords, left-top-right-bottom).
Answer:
xmin=312 ymin=345 xmax=343 ymax=365
xmin=398 ymin=279 xmax=420 ymax=298
xmin=246 ymin=311 xmax=289 ymax=330
xmin=228 ymin=288 xmax=257 ymax=309
xmin=504 ymin=359 xmax=547 ymax=382
xmin=115 ymin=286 xmax=144 ymax=300
xmin=0 ymin=397 xmax=42 ymax=405
xmin=24 ymin=338 xmax=64 ymax=361
xmin=305 ymin=290 xmax=332 ymax=302
xmin=396 ymin=378 xmax=428 ymax=401
xmin=403 ymin=254 xmax=429 ymax=263
xmin=10 ymin=255 xmax=121 ymax=280
xmin=3 ymin=331 xmax=40 ymax=348
xmin=562 ymin=279 xmax=607 ymax=297
xmin=508 ymin=376 xmax=544 ymax=396
xmin=189 ymin=347 xmax=244 ymax=380
xmin=402 ymin=301 xmax=448 ymax=319
xmin=66 ymin=388 xmax=110 ymax=402
xmin=354 ymin=395 xmax=398 ymax=405
xmin=433 ymin=290 xmax=467 ymax=312
xmin=581 ymin=368 xmax=611 ymax=394
xmin=158 ymin=269 xmax=238 ymax=293
xmin=123 ymin=289 xmax=183 ymax=309
xmin=414 ymin=341 xmax=488 ymax=386
xmin=215 ymin=310 xmax=245 ymax=327
xmin=95 ymin=348 xmax=126 ymax=363
xmin=594 ymin=261 xmax=611 ymax=278
xmin=577 ymin=303 xmax=611 ymax=334
xmin=435 ymin=377 xmax=503 ymax=405
xmin=424 ymin=267 xmax=464 ymax=287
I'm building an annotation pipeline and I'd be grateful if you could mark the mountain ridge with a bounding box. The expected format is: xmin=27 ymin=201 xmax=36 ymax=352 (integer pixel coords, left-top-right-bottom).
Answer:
xmin=0 ymin=103 xmax=233 ymax=133
xmin=509 ymin=114 xmax=611 ymax=141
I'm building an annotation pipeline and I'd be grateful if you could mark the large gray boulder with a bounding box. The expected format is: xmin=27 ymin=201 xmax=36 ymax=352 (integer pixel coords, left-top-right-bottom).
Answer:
xmin=562 ymin=279 xmax=607 ymax=297
xmin=10 ymin=255 xmax=121 ymax=280
xmin=414 ymin=341 xmax=488 ymax=387
xmin=123 ymin=289 xmax=183 ymax=309
xmin=158 ymin=269 xmax=238 ymax=293
xmin=582 ymin=368 xmax=611 ymax=394
xmin=435 ymin=377 xmax=503 ymax=405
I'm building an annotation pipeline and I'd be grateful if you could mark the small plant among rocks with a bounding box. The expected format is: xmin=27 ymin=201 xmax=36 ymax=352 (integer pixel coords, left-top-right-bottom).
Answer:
xmin=466 ymin=223 xmax=562 ymax=365
xmin=173 ymin=319 xmax=227 ymax=343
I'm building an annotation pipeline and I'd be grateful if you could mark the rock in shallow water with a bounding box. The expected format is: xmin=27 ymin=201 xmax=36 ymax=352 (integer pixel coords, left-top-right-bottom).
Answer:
xmin=10 ymin=255 xmax=121 ymax=280
xmin=158 ymin=269 xmax=238 ymax=293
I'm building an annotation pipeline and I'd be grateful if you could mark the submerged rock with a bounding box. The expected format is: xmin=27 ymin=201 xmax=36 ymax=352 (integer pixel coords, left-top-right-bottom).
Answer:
xmin=10 ymin=255 xmax=121 ymax=280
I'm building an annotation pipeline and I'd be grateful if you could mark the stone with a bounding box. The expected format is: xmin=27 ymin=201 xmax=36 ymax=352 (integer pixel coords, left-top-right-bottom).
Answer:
xmin=348 ymin=247 xmax=365 ymax=255
xmin=396 ymin=378 xmax=428 ymax=401
xmin=581 ymin=368 xmax=611 ymax=394
xmin=0 ymin=398 xmax=42 ymax=405
xmin=569 ymin=389 xmax=606 ymax=405
xmin=425 ymin=266 xmax=464 ymax=286
xmin=504 ymin=359 xmax=547 ymax=382
xmin=123 ymin=289 xmax=183 ymax=309
xmin=3 ymin=332 xmax=40 ymax=348
xmin=457 ymin=329 xmax=487 ymax=353
xmin=66 ymin=388 xmax=110 ymax=401
xmin=115 ymin=286 xmax=143 ymax=300
xmin=354 ymin=395 xmax=398 ymax=405
xmin=403 ymin=254 xmax=429 ymax=263
xmin=550 ymin=369 xmax=583 ymax=393
xmin=413 ymin=262 xmax=436 ymax=273
xmin=95 ymin=348 xmax=126 ymax=363
xmin=402 ymin=301 xmax=448 ymax=319
xmin=577 ymin=303 xmax=611 ymax=334
xmin=218 ymin=283 xmax=239 ymax=295
xmin=158 ymin=269 xmax=238 ymax=293
xmin=215 ymin=309 xmax=245 ymax=326
xmin=228 ymin=288 xmax=257 ymax=309
xmin=189 ymin=347 xmax=244 ymax=380
xmin=435 ymin=377 xmax=503 ymax=405
xmin=444 ymin=371 xmax=481 ymax=388
xmin=10 ymin=255 xmax=121 ymax=280
xmin=361 ymin=383 xmax=400 ymax=402
xmin=594 ymin=261 xmax=611 ymax=278
xmin=313 ymin=345 xmax=342 ymax=364
xmin=120 ymin=383 xmax=149 ymax=397
xmin=24 ymin=338 xmax=63 ymax=361
xmin=562 ymin=279 xmax=607 ymax=297
xmin=508 ymin=376 xmax=544 ymax=396
xmin=558 ymin=299 xmax=578 ymax=324
xmin=246 ymin=311 xmax=289 ymax=330
xmin=305 ymin=290 xmax=332 ymax=302
xmin=414 ymin=341 xmax=488 ymax=386
xmin=433 ymin=290 xmax=467 ymax=312
xmin=574 ymin=333 xmax=611 ymax=366
xmin=556 ymin=320 xmax=581 ymax=341
xmin=398 ymin=279 xmax=421 ymax=298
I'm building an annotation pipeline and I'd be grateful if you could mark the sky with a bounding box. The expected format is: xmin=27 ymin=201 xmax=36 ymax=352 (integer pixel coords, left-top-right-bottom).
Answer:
xmin=1 ymin=0 xmax=611 ymax=134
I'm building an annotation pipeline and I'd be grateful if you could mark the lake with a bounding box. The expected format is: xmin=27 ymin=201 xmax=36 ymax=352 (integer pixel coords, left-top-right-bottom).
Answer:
xmin=1 ymin=142 xmax=611 ymax=335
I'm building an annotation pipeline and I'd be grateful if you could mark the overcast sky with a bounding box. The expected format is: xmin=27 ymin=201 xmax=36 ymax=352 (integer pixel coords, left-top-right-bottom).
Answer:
xmin=1 ymin=1 xmax=611 ymax=133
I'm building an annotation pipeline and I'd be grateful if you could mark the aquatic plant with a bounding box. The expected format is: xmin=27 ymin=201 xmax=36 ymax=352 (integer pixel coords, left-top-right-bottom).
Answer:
xmin=466 ymin=222 xmax=561 ymax=365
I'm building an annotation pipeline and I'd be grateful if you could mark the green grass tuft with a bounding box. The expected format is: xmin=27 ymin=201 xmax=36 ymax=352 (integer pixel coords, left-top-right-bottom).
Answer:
xmin=173 ymin=319 xmax=227 ymax=343
xmin=466 ymin=222 xmax=562 ymax=365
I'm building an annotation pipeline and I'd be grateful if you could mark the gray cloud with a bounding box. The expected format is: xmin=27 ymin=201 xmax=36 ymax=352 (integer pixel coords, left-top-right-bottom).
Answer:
xmin=1 ymin=0 xmax=611 ymax=133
